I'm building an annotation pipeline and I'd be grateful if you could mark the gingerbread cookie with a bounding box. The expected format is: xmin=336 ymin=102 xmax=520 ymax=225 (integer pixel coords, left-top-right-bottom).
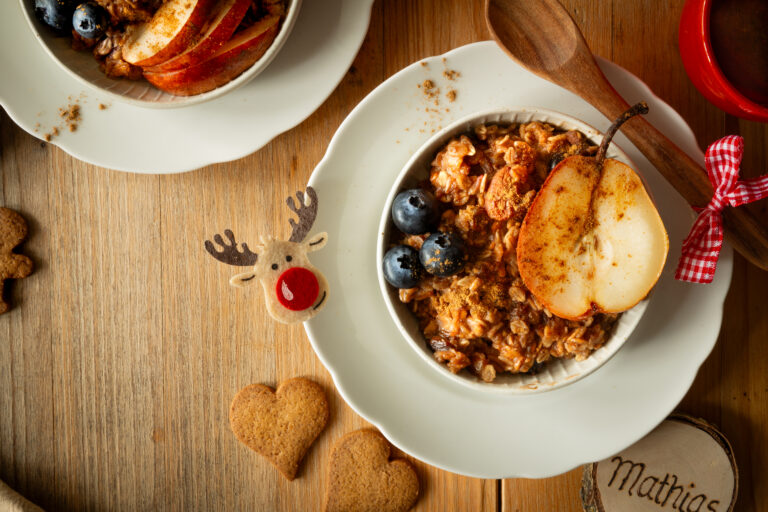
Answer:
xmin=229 ymin=377 xmax=329 ymax=480
xmin=325 ymin=429 xmax=419 ymax=512
xmin=205 ymin=187 xmax=329 ymax=324
xmin=0 ymin=208 xmax=33 ymax=315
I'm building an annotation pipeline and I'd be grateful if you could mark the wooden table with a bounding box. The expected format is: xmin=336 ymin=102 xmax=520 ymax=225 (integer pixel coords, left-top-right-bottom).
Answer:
xmin=1 ymin=0 xmax=766 ymax=510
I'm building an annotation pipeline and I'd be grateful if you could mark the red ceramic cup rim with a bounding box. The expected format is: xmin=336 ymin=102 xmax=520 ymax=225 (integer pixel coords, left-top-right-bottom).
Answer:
xmin=699 ymin=0 xmax=768 ymax=120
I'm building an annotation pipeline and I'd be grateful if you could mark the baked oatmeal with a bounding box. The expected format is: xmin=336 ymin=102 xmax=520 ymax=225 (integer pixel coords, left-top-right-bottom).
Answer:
xmin=72 ymin=0 xmax=163 ymax=80
xmin=34 ymin=0 xmax=286 ymax=84
xmin=390 ymin=122 xmax=620 ymax=382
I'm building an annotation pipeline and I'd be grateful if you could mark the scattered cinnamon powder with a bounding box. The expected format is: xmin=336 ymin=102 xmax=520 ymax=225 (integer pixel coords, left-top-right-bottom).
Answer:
xmin=435 ymin=280 xmax=511 ymax=319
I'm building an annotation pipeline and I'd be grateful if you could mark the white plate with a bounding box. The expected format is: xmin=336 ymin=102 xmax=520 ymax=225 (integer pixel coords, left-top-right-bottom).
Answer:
xmin=305 ymin=42 xmax=732 ymax=478
xmin=377 ymin=107 xmax=650 ymax=395
xmin=0 ymin=0 xmax=374 ymax=173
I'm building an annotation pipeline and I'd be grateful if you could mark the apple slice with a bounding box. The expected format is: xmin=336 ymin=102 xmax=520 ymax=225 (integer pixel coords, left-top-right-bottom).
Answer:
xmin=143 ymin=15 xmax=280 ymax=96
xmin=144 ymin=0 xmax=252 ymax=73
xmin=122 ymin=0 xmax=216 ymax=67
xmin=517 ymin=103 xmax=669 ymax=320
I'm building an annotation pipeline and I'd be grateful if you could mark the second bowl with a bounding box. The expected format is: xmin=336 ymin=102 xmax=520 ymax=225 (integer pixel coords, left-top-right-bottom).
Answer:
xmin=19 ymin=0 xmax=302 ymax=108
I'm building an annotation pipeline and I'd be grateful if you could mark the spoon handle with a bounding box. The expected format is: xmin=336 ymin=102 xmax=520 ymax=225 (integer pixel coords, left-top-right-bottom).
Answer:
xmin=583 ymin=85 xmax=768 ymax=271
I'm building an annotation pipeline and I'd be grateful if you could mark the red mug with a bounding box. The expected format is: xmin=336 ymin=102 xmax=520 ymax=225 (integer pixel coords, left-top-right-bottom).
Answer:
xmin=679 ymin=0 xmax=768 ymax=122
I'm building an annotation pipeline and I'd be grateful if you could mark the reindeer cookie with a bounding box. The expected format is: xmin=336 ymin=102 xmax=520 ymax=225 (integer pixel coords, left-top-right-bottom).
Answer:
xmin=205 ymin=187 xmax=329 ymax=324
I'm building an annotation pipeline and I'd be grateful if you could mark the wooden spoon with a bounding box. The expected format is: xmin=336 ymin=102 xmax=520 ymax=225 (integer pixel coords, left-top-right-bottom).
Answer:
xmin=486 ymin=0 xmax=768 ymax=271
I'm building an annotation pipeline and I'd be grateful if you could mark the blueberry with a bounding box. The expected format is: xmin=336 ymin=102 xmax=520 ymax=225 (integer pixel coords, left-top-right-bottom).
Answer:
xmin=419 ymin=232 xmax=466 ymax=277
xmin=383 ymin=245 xmax=423 ymax=288
xmin=526 ymin=361 xmax=546 ymax=375
xmin=391 ymin=189 xmax=440 ymax=235
xmin=72 ymin=2 xmax=107 ymax=39
xmin=548 ymin=152 xmax=566 ymax=171
xmin=34 ymin=0 xmax=77 ymax=34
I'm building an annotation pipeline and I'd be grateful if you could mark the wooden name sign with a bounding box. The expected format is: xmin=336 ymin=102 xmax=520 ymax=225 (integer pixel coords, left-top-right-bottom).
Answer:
xmin=581 ymin=414 xmax=738 ymax=512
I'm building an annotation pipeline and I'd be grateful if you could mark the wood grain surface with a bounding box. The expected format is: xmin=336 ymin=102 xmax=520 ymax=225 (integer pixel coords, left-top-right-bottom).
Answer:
xmin=1 ymin=0 xmax=766 ymax=510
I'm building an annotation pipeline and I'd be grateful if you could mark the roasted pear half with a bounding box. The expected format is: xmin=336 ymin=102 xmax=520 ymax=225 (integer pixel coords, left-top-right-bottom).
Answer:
xmin=517 ymin=103 xmax=669 ymax=320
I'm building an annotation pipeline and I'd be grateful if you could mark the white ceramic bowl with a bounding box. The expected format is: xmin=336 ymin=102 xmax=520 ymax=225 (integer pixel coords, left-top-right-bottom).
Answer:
xmin=376 ymin=107 xmax=651 ymax=394
xmin=19 ymin=0 xmax=302 ymax=108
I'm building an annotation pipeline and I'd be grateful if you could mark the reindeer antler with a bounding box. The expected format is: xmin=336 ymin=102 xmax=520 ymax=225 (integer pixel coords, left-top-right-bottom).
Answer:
xmin=204 ymin=229 xmax=259 ymax=266
xmin=286 ymin=187 xmax=318 ymax=243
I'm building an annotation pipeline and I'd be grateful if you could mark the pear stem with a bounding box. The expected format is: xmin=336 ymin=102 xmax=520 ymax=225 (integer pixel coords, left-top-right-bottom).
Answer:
xmin=595 ymin=102 xmax=649 ymax=165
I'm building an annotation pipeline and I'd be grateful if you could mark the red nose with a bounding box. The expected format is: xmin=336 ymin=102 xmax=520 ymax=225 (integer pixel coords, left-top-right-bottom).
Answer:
xmin=276 ymin=267 xmax=319 ymax=311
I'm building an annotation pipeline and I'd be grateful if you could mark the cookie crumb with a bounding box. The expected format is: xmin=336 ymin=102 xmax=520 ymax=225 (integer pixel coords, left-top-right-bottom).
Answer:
xmin=443 ymin=69 xmax=461 ymax=80
xmin=40 ymin=98 xmax=83 ymax=142
xmin=420 ymin=79 xmax=439 ymax=104
xmin=446 ymin=89 xmax=457 ymax=102
xmin=420 ymin=61 xmax=428 ymax=68
xmin=98 ymin=103 xmax=108 ymax=110
xmin=59 ymin=104 xmax=81 ymax=133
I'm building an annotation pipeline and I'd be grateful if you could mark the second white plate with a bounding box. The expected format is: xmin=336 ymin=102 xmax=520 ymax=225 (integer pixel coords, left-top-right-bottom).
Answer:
xmin=304 ymin=41 xmax=732 ymax=479
xmin=0 ymin=0 xmax=374 ymax=173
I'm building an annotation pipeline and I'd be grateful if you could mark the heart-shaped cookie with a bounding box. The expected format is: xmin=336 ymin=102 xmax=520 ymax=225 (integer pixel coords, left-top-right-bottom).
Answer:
xmin=325 ymin=429 xmax=419 ymax=512
xmin=229 ymin=377 xmax=329 ymax=480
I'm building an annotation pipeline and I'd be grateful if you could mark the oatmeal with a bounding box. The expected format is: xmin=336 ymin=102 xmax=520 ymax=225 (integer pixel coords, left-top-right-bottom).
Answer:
xmin=67 ymin=0 xmax=161 ymax=80
xmin=95 ymin=0 xmax=160 ymax=23
xmin=393 ymin=122 xmax=620 ymax=382
xmin=33 ymin=0 xmax=285 ymax=86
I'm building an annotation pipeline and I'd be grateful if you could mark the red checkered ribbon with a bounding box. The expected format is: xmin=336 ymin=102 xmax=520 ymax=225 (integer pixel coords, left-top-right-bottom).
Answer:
xmin=675 ymin=135 xmax=768 ymax=283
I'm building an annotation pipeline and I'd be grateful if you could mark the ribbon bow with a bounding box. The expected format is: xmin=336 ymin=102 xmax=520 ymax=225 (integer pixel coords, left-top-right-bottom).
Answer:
xmin=675 ymin=135 xmax=768 ymax=283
